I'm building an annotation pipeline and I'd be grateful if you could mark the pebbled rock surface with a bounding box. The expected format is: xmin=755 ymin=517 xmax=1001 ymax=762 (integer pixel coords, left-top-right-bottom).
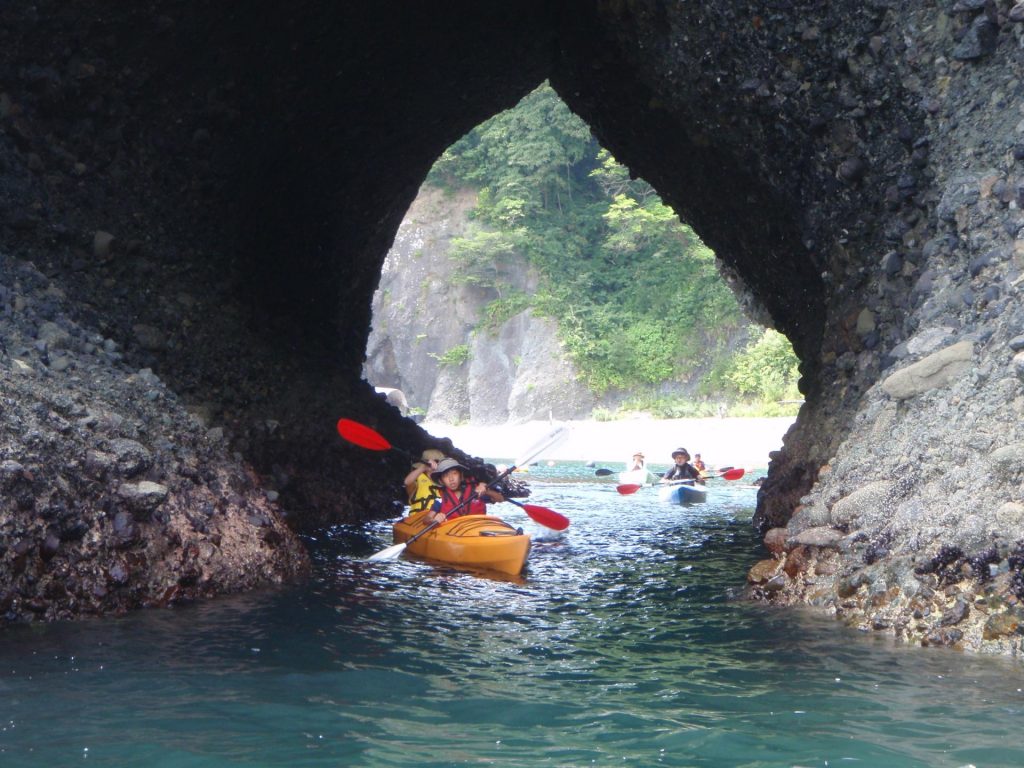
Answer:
xmin=5 ymin=1 xmax=1024 ymax=657
xmin=549 ymin=1 xmax=1024 ymax=655
xmin=0 ymin=254 xmax=308 ymax=621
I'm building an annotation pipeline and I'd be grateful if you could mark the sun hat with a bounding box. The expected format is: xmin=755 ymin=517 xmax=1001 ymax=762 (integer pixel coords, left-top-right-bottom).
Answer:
xmin=671 ymin=447 xmax=690 ymax=458
xmin=632 ymin=451 xmax=645 ymax=458
xmin=420 ymin=448 xmax=444 ymax=462
xmin=431 ymin=457 xmax=469 ymax=480
xmin=412 ymin=447 xmax=446 ymax=468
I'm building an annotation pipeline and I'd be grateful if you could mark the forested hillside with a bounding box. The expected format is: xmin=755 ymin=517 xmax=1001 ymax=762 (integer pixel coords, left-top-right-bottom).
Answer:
xmin=404 ymin=84 xmax=802 ymax=416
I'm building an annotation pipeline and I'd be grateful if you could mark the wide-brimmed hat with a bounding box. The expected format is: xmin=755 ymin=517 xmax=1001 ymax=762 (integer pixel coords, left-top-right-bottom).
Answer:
xmin=412 ymin=448 xmax=446 ymax=468
xmin=421 ymin=448 xmax=445 ymax=462
xmin=632 ymin=451 xmax=645 ymax=458
xmin=431 ymin=457 xmax=469 ymax=479
xmin=671 ymin=447 xmax=690 ymax=458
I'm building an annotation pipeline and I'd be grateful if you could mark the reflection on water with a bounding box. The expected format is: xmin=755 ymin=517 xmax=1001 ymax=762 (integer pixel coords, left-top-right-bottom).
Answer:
xmin=1 ymin=462 xmax=1023 ymax=767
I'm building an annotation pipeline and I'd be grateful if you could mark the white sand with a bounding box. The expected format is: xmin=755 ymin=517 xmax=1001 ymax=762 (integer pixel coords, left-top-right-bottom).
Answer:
xmin=421 ymin=416 xmax=795 ymax=470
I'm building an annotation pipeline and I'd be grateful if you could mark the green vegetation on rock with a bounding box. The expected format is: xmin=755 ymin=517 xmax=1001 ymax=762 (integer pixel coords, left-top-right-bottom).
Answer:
xmin=428 ymin=83 xmax=799 ymax=413
xmin=430 ymin=344 xmax=470 ymax=367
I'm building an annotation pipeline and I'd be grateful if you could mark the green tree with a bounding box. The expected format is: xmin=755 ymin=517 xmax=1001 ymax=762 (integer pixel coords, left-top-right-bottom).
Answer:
xmin=727 ymin=328 xmax=801 ymax=402
xmin=423 ymin=81 xmax=762 ymax=399
xmin=448 ymin=225 xmax=526 ymax=290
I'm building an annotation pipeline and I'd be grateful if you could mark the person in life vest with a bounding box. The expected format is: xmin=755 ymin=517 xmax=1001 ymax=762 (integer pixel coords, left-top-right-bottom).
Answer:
xmin=403 ymin=448 xmax=445 ymax=514
xmin=426 ymin=457 xmax=504 ymax=525
xmin=660 ymin=447 xmax=704 ymax=484
xmin=628 ymin=451 xmax=646 ymax=471
xmin=693 ymin=453 xmax=707 ymax=474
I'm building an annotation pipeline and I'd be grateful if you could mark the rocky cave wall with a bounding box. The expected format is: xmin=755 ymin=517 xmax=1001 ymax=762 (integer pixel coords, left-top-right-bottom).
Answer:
xmin=547 ymin=1 xmax=1024 ymax=654
xmin=0 ymin=1 xmax=557 ymax=620
xmin=551 ymin=2 xmax=1024 ymax=653
xmin=5 ymin=1 xmax=1024 ymax=652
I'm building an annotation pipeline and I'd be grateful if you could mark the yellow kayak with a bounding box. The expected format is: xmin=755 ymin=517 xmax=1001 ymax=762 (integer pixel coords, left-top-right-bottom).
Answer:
xmin=393 ymin=511 xmax=531 ymax=576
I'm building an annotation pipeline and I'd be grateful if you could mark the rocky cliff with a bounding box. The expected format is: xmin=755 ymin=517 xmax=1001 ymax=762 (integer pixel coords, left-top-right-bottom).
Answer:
xmin=4 ymin=1 xmax=1024 ymax=655
xmin=364 ymin=186 xmax=595 ymax=423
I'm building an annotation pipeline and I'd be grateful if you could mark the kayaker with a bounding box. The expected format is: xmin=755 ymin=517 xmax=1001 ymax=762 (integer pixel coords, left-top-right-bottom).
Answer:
xmin=628 ymin=451 xmax=646 ymax=471
xmin=426 ymin=457 xmax=505 ymax=524
xmin=661 ymin=448 xmax=704 ymax=484
xmin=403 ymin=448 xmax=445 ymax=514
xmin=693 ymin=453 xmax=707 ymax=474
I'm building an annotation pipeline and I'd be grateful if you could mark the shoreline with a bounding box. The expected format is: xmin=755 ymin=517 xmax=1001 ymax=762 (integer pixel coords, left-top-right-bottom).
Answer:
xmin=421 ymin=416 xmax=795 ymax=470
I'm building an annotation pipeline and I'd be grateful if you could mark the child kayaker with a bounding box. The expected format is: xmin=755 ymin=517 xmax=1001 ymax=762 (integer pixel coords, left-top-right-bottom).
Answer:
xmin=660 ymin=448 xmax=704 ymax=484
xmin=693 ymin=453 xmax=707 ymax=474
xmin=403 ymin=448 xmax=445 ymax=514
xmin=426 ymin=458 xmax=504 ymax=524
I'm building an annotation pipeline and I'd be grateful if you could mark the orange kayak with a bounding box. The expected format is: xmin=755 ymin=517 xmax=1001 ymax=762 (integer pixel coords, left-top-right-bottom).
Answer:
xmin=393 ymin=511 xmax=531 ymax=576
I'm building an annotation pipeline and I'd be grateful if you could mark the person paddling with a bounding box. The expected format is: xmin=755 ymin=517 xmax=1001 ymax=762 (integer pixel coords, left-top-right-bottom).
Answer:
xmin=660 ymin=448 xmax=704 ymax=484
xmin=693 ymin=453 xmax=707 ymax=474
xmin=426 ymin=458 xmax=505 ymax=525
xmin=403 ymin=448 xmax=444 ymax=514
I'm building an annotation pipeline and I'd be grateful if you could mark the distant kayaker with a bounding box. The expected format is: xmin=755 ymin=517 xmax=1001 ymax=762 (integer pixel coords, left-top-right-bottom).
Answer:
xmin=693 ymin=453 xmax=707 ymax=474
xmin=661 ymin=448 xmax=704 ymax=484
xmin=403 ymin=448 xmax=445 ymax=514
xmin=426 ymin=457 xmax=505 ymax=524
xmin=628 ymin=451 xmax=646 ymax=471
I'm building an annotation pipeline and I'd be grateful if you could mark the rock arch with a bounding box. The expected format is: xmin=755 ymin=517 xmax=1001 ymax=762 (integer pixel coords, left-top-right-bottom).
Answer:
xmin=4 ymin=2 xmax=1024 ymax=649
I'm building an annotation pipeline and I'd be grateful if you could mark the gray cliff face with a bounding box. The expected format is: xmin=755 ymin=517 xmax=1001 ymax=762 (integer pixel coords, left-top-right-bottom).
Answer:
xmin=365 ymin=186 xmax=595 ymax=423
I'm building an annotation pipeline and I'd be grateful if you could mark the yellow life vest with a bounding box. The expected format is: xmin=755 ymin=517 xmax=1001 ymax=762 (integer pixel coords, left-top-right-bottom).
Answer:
xmin=408 ymin=472 xmax=441 ymax=514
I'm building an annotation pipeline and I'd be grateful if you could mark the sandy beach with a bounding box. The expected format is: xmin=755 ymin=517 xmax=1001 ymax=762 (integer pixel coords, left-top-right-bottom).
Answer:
xmin=420 ymin=416 xmax=795 ymax=470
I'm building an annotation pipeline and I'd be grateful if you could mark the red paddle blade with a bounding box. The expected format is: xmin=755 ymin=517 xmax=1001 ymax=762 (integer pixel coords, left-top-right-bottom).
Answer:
xmin=336 ymin=418 xmax=392 ymax=451
xmin=719 ymin=468 xmax=745 ymax=480
xmin=617 ymin=484 xmax=642 ymax=495
xmin=522 ymin=504 xmax=570 ymax=531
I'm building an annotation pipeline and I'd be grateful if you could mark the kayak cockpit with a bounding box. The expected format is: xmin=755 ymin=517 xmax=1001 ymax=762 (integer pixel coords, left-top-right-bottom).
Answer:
xmin=393 ymin=512 xmax=531 ymax=576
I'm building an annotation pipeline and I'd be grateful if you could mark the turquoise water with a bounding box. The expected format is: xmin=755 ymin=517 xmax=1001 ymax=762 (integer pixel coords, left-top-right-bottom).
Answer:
xmin=2 ymin=461 xmax=1024 ymax=767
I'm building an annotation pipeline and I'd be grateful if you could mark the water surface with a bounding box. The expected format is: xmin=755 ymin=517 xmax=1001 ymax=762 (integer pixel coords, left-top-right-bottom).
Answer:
xmin=2 ymin=462 xmax=1022 ymax=766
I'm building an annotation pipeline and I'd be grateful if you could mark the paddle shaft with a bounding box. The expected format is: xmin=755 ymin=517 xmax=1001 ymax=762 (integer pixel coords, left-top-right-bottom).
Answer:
xmin=408 ymin=465 xmax=517 ymax=545
xmin=399 ymin=483 xmax=490 ymax=549
xmin=346 ymin=420 xmax=571 ymax=562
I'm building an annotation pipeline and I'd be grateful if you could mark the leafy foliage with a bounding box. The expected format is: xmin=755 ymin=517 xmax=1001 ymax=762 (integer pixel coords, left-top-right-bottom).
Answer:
xmin=448 ymin=225 xmax=526 ymax=289
xmin=726 ymin=327 xmax=802 ymax=402
xmin=429 ymin=344 xmax=470 ymax=367
xmin=481 ymin=292 xmax=532 ymax=334
xmin=426 ymin=82 xmax=793 ymax=404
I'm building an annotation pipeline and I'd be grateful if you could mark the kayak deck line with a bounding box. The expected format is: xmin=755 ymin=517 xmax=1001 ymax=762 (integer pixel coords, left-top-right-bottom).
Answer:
xmin=393 ymin=512 xmax=531 ymax=576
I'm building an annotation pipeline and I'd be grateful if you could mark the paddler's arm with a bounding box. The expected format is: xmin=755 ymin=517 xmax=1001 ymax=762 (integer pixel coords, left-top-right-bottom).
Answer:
xmin=475 ymin=482 xmax=504 ymax=504
xmin=403 ymin=462 xmax=428 ymax=496
xmin=404 ymin=458 xmax=441 ymax=497
xmin=425 ymin=498 xmax=446 ymax=525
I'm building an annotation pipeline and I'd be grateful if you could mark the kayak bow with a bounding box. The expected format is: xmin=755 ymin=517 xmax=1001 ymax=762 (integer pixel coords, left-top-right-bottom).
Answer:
xmin=392 ymin=511 xmax=531 ymax=576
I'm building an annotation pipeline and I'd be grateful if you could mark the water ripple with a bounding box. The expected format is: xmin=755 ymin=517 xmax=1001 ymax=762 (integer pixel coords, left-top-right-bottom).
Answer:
xmin=1 ymin=467 xmax=1024 ymax=766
